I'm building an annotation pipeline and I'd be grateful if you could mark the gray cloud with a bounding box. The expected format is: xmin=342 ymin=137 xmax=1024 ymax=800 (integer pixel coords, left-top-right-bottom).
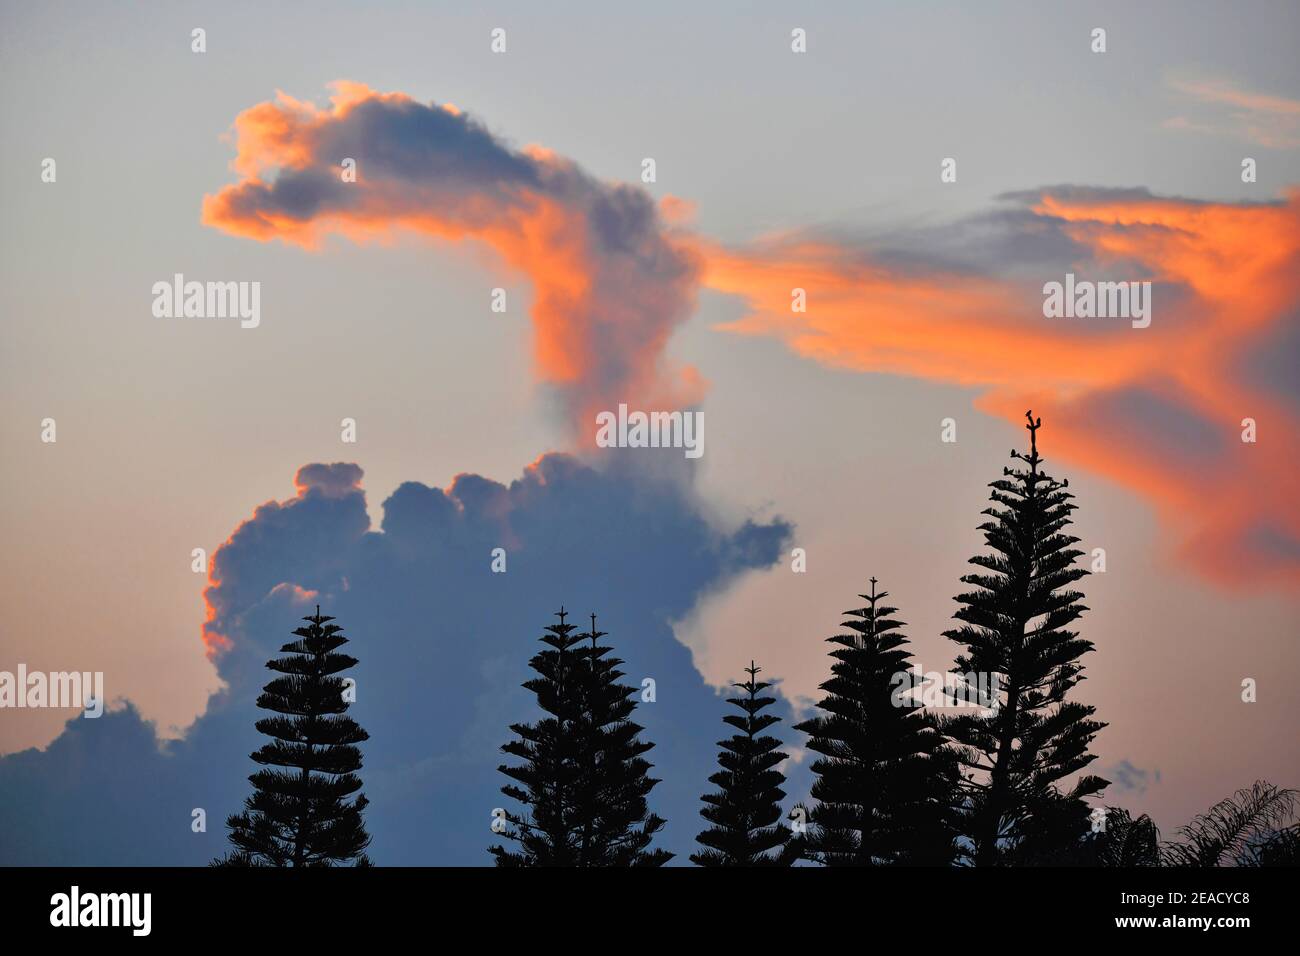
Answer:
xmin=0 ymin=452 xmax=796 ymax=864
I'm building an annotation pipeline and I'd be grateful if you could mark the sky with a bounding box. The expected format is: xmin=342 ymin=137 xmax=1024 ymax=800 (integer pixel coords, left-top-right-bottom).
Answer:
xmin=1 ymin=0 xmax=1297 ymax=864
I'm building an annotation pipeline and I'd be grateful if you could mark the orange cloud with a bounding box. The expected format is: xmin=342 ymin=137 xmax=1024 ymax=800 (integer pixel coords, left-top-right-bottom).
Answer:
xmin=202 ymin=82 xmax=703 ymax=436
xmin=201 ymin=85 xmax=1300 ymax=590
xmin=201 ymin=462 xmax=370 ymax=658
xmin=700 ymin=189 xmax=1300 ymax=588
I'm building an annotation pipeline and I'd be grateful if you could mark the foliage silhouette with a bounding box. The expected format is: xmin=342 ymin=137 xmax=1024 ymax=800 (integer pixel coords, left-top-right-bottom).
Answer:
xmin=491 ymin=608 xmax=671 ymax=866
xmin=940 ymin=412 xmax=1108 ymax=865
xmin=1085 ymin=808 xmax=1162 ymax=866
xmin=795 ymin=578 xmax=960 ymax=865
xmin=691 ymin=662 xmax=800 ymax=866
xmin=1162 ymin=781 xmax=1298 ymax=867
xmin=203 ymin=423 xmax=1297 ymax=869
xmin=213 ymin=607 xmax=371 ymax=867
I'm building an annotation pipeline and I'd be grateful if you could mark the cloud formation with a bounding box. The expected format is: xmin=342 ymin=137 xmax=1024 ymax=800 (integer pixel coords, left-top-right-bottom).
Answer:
xmin=1106 ymin=759 xmax=1162 ymax=796
xmin=1166 ymin=77 xmax=1300 ymax=149
xmin=7 ymin=84 xmax=1296 ymax=868
xmin=699 ymin=187 xmax=1300 ymax=588
xmin=202 ymin=85 xmax=1300 ymax=590
xmin=203 ymin=82 xmax=703 ymax=435
xmin=0 ymin=454 xmax=795 ymax=864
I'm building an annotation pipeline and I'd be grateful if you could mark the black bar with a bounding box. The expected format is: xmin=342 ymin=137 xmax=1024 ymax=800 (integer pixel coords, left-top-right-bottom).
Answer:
xmin=0 ymin=866 xmax=1279 ymax=941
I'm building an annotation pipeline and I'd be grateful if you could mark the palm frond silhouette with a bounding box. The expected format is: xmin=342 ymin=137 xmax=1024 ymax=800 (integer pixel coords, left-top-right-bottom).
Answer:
xmin=1162 ymin=781 xmax=1298 ymax=867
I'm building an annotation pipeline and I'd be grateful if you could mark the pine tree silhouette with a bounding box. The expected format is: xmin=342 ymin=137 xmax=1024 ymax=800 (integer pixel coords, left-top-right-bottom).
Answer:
xmin=491 ymin=608 xmax=672 ymax=866
xmin=577 ymin=613 xmax=673 ymax=866
xmin=489 ymin=608 xmax=586 ymax=866
xmin=941 ymin=411 xmax=1107 ymax=866
xmin=214 ymin=607 xmax=371 ymax=866
xmin=691 ymin=662 xmax=799 ymax=866
xmin=795 ymin=579 xmax=959 ymax=865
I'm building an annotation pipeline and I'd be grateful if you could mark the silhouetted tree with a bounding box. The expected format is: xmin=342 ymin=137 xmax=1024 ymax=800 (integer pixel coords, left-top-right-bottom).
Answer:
xmin=795 ymin=579 xmax=959 ymax=865
xmin=575 ymin=612 xmax=673 ymax=866
xmin=941 ymin=411 xmax=1107 ymax=866
xmin=491 ymin=608 xmax=671 ymax=866
xmin=692 ymin=662 xmax=799 ymax=866
xmin=213 ymin=607 xmax=371 ymax=866
xmin=1086 ymin=809 xmax=1162 ymax=866
xmin=489 ymin=608 xmax=586 ymax=866
xmin=1036 ymin=783 xmax=1299 ymax=866
xmin=1253 ymin=825 xmax=1300 ymax=866
xmin=1162 ymin=780 xmax=1298 ymax=867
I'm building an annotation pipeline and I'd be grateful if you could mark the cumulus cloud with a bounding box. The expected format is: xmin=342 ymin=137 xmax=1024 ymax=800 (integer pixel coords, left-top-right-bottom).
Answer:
xmin=699 ymin=187 xmax=1300 ymax=588
xmin=202 ymin=84 xmax=1300 ymax=590
xmin=6 ymin=84 xmax=1295 ymax=868
xmin=0 ymin=85 xmax=800 ymax=866
xmin=202 ymin=82 xmax=703 ymax=435
xmin=0 ymin=455 xmax=795 ymax=864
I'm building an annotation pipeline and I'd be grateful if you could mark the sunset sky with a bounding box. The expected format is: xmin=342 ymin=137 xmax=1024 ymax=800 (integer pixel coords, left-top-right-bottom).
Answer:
xmin=1 ymin=0 xmax=1297 ymax=864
